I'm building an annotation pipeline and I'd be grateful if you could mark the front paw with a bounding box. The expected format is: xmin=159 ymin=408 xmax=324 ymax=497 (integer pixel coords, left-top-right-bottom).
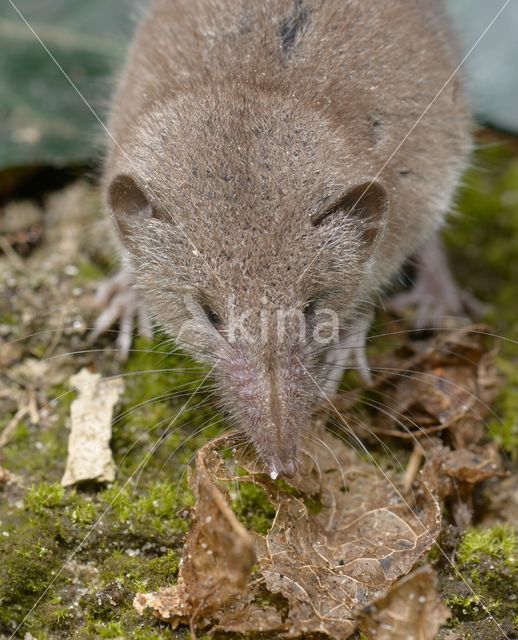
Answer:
xmin=321 ymin=315 xmax=373 ymax=396
xmin=92 ymin=269 xmax=153 ymax=359
xmin=389 ymin=280 xmax=487 ymax=330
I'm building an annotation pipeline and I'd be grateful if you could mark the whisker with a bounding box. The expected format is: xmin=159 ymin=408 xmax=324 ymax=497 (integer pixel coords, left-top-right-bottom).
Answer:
xmin=113 ymin=395 xmax=214 ymax=479
xmin=319 ymin=362 xmax=500 ymax=428
xmin=133 ymin=415 xmax=226 ymax=495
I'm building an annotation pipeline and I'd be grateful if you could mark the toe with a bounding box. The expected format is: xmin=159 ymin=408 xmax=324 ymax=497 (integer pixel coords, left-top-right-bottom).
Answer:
xmin=138 ymin=306 xmax=153 ymax=339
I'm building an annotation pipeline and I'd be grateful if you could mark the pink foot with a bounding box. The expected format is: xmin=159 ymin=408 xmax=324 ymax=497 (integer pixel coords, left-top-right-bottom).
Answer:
xmin=321 ymin=314 xmax=373 ymax=396
xmin=92 ymin=269 xmax=153 ymax=359
xmin=389 ymin=235 xmax=487 ymax=330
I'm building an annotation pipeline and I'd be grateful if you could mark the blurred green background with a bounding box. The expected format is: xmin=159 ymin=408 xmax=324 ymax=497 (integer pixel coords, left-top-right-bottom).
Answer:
xmin=0 ymin=0 xmax=135 ymax=168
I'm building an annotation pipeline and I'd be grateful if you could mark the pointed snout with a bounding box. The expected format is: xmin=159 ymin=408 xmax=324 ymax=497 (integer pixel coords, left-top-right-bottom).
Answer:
xmin=268 ymin=449 xmax=298 ymax=480
xmin=268 ymin=454 xmax=298 ymax=480
xmin=219 ymin=336 xmax=310 ymax=483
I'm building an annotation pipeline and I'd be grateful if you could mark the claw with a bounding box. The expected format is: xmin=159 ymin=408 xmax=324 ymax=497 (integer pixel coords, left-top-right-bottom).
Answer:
xmin=322 ymin=313 xmax=373 ymax=396
xmin=92 ymin=269 xmax=153 ymax=359
xmin=389 ymin=234 xmax=487 ymax=330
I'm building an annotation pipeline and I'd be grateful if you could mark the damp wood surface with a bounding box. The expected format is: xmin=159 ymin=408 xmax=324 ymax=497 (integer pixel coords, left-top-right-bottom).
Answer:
xmin=0 ymin=134 xmax=517 ymax=639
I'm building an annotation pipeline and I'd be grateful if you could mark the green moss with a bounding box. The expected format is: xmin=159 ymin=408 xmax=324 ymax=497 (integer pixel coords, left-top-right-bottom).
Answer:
xmin=97 ymin=621 xmax=123 ymax=638
xmin=96 ymin=547 xmax=179 ymax=594
xmin=446 ymin=147 xmax=518 ymax=340
xmin=74 ymin=260 xmax=105 ymax=284
xmin=0 ymin=523 xmax=62 ymax=634
xmin=456 ymin=525 xmax=517 ymax=568
xmin=25 ymin=482 xmax=65 ymax=514
xmin=446 ymin=593 xmax=500 ymax=624
xmin=487 ymin=359 xmax=518 ymax=460
xmin=2 ymin=389 xmax=70 ymax=483
xmin=68 ymin=497 xmax=97 ymax=525
xmin=0 ymin=326 xmax=223 ymax=634
xmin=10 ymin=419 xmax=30 ymax=442
xmin=111 ymin=333 xmax=226 ymax=479
xmin=232 ymin=482 xmax=276 ymax=534
xmin=79 ymin=546 xmax=180 ymax=639
xmin=0 ymin=473 xmax=189 ymax=637
xmin=444 ymin=525 xmax=518 ymax=630
xmin=445 ymin=144 xmax=518 ymax=465
xmin=81 ymin=615 xmax=176 ymax=640
xmin=99 ymin=481 xmax=193 ymax=538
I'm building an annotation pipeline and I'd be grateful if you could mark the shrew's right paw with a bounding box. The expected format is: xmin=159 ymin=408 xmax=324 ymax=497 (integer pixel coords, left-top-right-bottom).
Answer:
xmin=92 ymin=270 xmax=153 ymax=359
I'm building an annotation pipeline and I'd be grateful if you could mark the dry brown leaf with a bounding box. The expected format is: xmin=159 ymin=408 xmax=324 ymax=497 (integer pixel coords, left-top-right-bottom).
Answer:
xmin=433 ymin=446 xmax=505 ymax=491
xmin=241 ymin=424 xmax=442 ymax=639
xmin=61 ymin=368 xmax=123 ymax=486
xmin=481 ymin=473 xmax=518 ymax=527
xmin=134 ymin=443 xmax=256 ymax=630
xmin=426 ymin=445 xmax=507 ymax=530
xmin=355 ymin=325 xmax=501 ymax=446
xmin=357 ymin=564 xmax=450 ymax=640
xmin=136 ymin=425 xmax=442 ymax=639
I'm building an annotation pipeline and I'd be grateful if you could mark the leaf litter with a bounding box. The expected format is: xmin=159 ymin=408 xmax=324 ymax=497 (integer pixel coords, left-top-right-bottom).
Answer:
xmin=356 ymin=564 xmax=450 ymax=640
xmin=134 ymin=325 xmax=506 ymax=639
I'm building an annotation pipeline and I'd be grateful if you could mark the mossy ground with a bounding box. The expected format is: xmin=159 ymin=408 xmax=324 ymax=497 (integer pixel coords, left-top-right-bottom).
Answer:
xmin=446 ymin=140 xmax=518 ymax=461
xmin=0 ymin=332 xmax=220 ymax=639
xmin=0 ymin=367 xmax=225 ymax=638
xmin=439 ymin=525 xmax=518 ymax=638
xmin=1 ymin=136 xmax=518 ymax=638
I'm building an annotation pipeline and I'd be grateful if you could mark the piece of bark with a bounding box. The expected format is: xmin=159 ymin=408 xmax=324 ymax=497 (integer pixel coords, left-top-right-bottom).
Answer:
xmin=61 ymin=368 xmax=122 ymax=486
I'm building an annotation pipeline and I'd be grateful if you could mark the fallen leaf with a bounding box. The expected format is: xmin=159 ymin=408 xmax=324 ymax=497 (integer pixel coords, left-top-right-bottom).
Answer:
xmin=242 ymin=424 xmax=442 ymax=639
xmin=61 ymin=368 xmax=122 ymax=486
xmin=480 ymin=473 xmax=518 ymax=527
xmin=434 ymin=446 xmax=505 ymax=490
xmin=357 ymin=564 xmax=450 ymax=640
xmin=426 ymin=445 xmax=507 ymax=530
xmin=134 ymin=441 xmax=256 ymax=630
xmin=136 ymin=425 xmax=442 ymax=639
xmin=352 ymin=325 xmax=501 ymax=447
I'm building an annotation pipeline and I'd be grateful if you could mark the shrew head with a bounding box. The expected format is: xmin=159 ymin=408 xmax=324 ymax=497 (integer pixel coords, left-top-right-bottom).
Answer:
xmin=106 ymin=89 xmax=388 ymax=477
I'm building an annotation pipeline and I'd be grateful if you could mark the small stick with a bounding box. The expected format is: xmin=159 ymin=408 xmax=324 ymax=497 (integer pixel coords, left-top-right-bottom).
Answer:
xmin=0 ymin=235 xmax=26 ymax=271
xmin=403 ymin=445 xmax=424 ymax=492
xmin=0 ymin=404 xmax=30 ymax=448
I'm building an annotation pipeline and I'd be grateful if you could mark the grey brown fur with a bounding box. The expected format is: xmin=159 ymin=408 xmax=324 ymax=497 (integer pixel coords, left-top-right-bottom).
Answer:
xmin=100 ymin=0 xmax=472 ymax=478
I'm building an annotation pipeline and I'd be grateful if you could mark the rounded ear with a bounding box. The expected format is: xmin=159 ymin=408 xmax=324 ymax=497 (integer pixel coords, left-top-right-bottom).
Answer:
xmin=312 ymin=180 xmax=388 ymax=243
xmin=107 ymin=174 xmax=152 ymax=237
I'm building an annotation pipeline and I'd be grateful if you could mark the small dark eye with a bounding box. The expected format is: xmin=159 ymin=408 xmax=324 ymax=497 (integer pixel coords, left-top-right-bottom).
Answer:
xmin=304 ymin=301 xmax=317 ymax=320
xmin=202 ymin=303 xmax=222 ymax=330
xmin=303 ymin=301 xmax=317 ymax=335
